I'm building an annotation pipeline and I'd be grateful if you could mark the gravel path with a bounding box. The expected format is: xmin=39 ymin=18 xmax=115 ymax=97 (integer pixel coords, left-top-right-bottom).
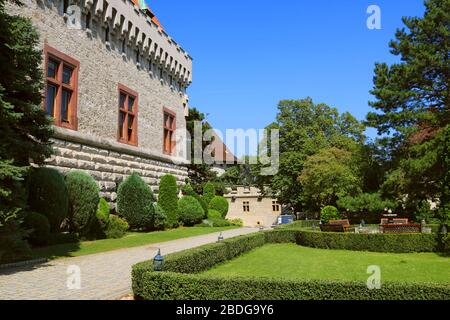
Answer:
xmin=0 ymin=227 xmax=258 ymax=300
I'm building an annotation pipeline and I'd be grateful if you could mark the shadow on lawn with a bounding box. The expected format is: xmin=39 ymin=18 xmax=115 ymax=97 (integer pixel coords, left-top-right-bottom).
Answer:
xmin=30 ymin=241 xmax=81 ymax=261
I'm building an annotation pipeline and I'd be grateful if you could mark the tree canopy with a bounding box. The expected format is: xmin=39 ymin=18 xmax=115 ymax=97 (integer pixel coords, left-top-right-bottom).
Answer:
xmin=366 ymin=0 xmax=450 ymax=221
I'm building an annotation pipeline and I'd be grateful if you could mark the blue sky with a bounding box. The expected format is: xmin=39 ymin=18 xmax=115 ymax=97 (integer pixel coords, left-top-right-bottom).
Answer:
xmin=149 ymin=0 xmax=425 ymax=156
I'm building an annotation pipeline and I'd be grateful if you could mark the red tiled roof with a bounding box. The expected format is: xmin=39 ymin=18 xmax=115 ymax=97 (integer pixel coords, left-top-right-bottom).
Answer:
xmin=210 ymin=130 xmax=238 ymax=163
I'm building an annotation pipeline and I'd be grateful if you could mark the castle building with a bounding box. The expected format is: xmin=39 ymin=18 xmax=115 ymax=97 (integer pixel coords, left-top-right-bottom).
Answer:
xmin=7 ymin=0 xmax=193 ymax=201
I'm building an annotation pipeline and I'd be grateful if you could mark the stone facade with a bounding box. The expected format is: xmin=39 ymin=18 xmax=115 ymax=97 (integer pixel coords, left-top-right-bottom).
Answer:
xmin=225 ymin=186 xmax=281 ymax=227
xmin=7 ymin=0 xmax=193 ymax=200
xmin=45 ymin=128 xmax=188 ymax=203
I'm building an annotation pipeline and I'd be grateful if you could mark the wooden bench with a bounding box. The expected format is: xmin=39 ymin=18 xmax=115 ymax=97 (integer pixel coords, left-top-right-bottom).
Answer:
xmin=380 ymin=218 xmax=421 ymax=233
xmin=380 ymin=218 xmax=409 ymax=225
xmin=320 ymin=219 xmax=352 ymax=233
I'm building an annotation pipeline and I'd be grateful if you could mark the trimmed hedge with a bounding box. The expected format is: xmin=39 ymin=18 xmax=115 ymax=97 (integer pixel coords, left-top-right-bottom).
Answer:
xmin=278 ymin=220 xmax=321 ymax=229
xmin=65 ymin=171 xmax=100 ymax=235
xmin=296 ymin=229 xmax=438 ymax=253
xmin=132 ymin=229 xmax=449 ymax=300
xmin=27 ymin=167 xmax=69 ymax=232
xmin=137 ymin=272 xmax=449 ymax=300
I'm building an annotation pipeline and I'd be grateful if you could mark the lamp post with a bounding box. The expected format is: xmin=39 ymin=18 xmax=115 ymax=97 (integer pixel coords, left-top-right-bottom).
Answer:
xmin=153 ymin=248 xmax=164 ymax=272
xmin=218 ymin=232 xmax=224 ymax=242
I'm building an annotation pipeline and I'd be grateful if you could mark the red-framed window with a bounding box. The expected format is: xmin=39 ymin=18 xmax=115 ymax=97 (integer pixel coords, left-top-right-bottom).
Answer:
xmin=44 ymin=44 xmax=79 ymax=130
xmin=117 ymin=84 xmax=138 ymax=146
xmin=163 ymin=108 xmax=176 ymax=155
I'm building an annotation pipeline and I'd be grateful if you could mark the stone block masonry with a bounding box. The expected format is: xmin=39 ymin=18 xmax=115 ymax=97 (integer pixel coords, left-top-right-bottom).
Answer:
xmin=45 ymin=132 xmax=188 ymax=204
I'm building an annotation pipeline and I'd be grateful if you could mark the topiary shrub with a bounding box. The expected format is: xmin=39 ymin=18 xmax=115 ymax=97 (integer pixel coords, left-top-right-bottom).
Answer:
xmin=65 ymin=171 xmax=100 ymax=235
xmin=117 ymin=173 xmax=154 ymax=230
xmin=209 ymin=196 xmax=229 ymax=218
xmin=27 ymin=167 xmax=69 ymax=232
xmin=181 ymin=184 xmax=195 ymax=196
xmin=47 ymin=233 xmax=79 ymax=245
xmin=23 ymin=212 xmax=50 ymax=246
xmin=320 ymin=205 xmax=340 ymax=223
xmin=158 ymin=174 xmax=179 ymax=228
xmin=207 ymin=209 xmax=222 ymax=220
xmin=151 ymin=203 xmax=167 ymax=230
xmin=178 ymin=196 xmax=204 ymax=226
xmin=96 ymin=198 xmax=110 ymax=228
xmin=182 ymin=183 xmax=208 ymax=219
xmin=202 ymin=182 xmax=216 ymax=206
xmin=105 ymin=215 xmax=129 ymax=239
xmin=88 ymin=198 xmax=110 ymax=239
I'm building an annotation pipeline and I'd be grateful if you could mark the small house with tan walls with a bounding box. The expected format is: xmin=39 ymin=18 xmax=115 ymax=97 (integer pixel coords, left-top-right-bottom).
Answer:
xmin=225 ymin=186 xmax=281 ymax=227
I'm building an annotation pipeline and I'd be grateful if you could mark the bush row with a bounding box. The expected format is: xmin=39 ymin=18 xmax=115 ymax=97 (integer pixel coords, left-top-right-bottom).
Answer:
xmin=25 ymin=168 xmax=128 ymax=247
xmin=132 ymin=229 xmax=449 ymax=300
xmin=295 ymin=229 xmax=438 ymax=253
xmin=137 ymin=272 xmax=450 ymax=300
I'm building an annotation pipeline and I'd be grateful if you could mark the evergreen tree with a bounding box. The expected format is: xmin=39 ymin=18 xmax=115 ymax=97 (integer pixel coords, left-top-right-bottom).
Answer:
xmin=0 ymin=0 xmax=53 ymax=262
xmin=366 ymin=0 xmax=450 ymax=217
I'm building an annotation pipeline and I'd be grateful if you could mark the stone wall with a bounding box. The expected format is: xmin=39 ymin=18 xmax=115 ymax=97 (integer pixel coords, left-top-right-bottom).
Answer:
xmin=45 ymin=129 xmax=188 ymax=204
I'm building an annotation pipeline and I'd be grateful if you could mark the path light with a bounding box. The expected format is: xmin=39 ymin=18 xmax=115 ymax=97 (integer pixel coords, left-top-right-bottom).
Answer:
xmin=218 ymin=232 xmax=224 ymax=242
xmin=153 ymin=248 xmax=164 ymax=272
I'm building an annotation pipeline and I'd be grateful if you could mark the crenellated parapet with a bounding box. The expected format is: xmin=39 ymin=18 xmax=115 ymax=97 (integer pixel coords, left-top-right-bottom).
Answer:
xmin=75 ymin=0 xmax=192 ymax=87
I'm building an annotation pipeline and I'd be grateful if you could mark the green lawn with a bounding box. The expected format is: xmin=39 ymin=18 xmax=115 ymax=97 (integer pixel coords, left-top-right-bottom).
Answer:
xmin=31 ymin=226 xmax=238 ymax=261
xmin=203 ymin=244 xmax=450 ymax=284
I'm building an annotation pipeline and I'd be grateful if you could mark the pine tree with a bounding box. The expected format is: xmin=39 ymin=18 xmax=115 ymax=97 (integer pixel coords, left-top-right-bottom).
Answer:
xmin=366 ymin=0 xmax=450 ymax=215
xmin=0 ymin=0 xmax=53 ymax=262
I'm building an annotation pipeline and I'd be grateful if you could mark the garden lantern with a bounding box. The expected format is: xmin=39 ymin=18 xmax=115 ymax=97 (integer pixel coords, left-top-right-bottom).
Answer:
xmin=153 ymin=248 xmax=164 ymax=272
xmin=218 ymin=232 xmax=224 ymax=242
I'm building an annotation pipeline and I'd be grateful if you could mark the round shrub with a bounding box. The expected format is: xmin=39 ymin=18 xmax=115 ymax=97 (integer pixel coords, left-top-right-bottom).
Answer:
xmin=23 ymin=212 xmax=50 ymax=246
xmin=117 ymin=173 xmax=154 ymax=230
xmin=178 ymin=196 xmax=204 ymax=226
xmin=202 ymin=182 xmax=216 ymax=206
xmin=158 ymin=174 xmax=179 ymax=228
xmin=65 ymin=171 xmax=100 ymax=235
xmin=207 ymin=209 xmax=222 ymax=220
xmin=209 ymin=196 xmax=229 ymax=218
xmin=27 ymin=167 xmax=69 ymax=232
xmin=181 ymin=184 xmax=195 ymax=196
xmin=321 ymin=205 xmax=340 ymax=223
xmin=105 ymin=215 xmax=129 ymax=239
xmin=182 ymin=184 xmax=208 ymax=218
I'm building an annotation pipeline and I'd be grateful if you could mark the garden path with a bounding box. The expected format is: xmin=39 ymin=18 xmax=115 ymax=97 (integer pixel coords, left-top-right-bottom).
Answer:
xmin=0 ymin=227 xmax=258 ymax=300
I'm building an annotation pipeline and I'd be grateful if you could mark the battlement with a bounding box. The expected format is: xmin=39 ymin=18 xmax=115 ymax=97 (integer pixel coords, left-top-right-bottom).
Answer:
xmin=79 ymin=0 xmax=192 ymax=85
